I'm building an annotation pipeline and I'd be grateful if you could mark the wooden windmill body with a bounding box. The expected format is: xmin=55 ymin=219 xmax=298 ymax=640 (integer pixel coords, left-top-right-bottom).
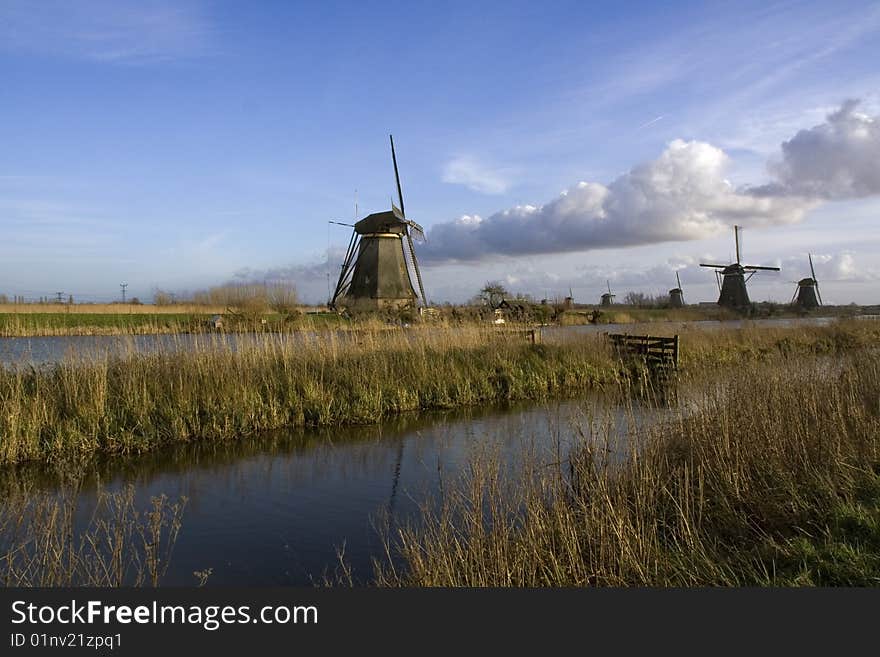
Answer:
xmin=600 ymin=280 xmax=615 ymax=306
xmin=331 ymin=136 xmax=427 ymax=311
xmin=792 ymin=254 xmax=822 ymax=309
xmin=700 ymin=226 xmax=779 ymax=309
xmin=668 ymin=271 xmax=685 ymax=308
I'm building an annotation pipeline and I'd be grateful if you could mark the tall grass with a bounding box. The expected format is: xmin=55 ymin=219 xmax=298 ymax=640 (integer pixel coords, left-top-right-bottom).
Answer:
xmin=2 ymin=322 xmax=877 ymax=469
xmin=375 ymin=342 xmax=880 ymax=586
xmin=0 ymin=484 xmax=186 ymax=586
xmin=0 ymin=327 xmax=615 ymax=465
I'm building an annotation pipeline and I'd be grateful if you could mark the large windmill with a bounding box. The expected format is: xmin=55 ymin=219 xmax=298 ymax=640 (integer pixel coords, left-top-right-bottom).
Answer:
xmin=700 ymin=225 xmax=780 ymax=308
xmin=669 ymin=271 xmax=685 ymax=308
xmin=330 ymin=136 xmax=428 ymax=311
xmin=600 ymin=280 xmax=615 ymax=306
xmin=791 ymin=253 xmax=822 ymax=309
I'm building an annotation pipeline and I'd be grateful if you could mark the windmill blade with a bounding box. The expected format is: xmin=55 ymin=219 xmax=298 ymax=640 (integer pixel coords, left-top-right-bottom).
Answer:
xmin=390 ymin=134 xmax=405 ymax=218
xmin=809 ymin=253 xmax=817 ymax=281
xmin=734 ymin=225 xmax=741 ymax=264
xmin=743 ymin=265 xmax=780 ymax=271
xmin=815 ymin=281 xmax=823 ymax=306
xmin=405 ymin=230 xmax=428 ymax=306
xmin=700 ymin=263 xmax=728 ymax=269
xmin=406 ymin=219 xmax=426 ymax=242
xmin=330 ymin=229 xmax=360 ymax=308
xmin=790 ymin=286 xmax=798 ymax=304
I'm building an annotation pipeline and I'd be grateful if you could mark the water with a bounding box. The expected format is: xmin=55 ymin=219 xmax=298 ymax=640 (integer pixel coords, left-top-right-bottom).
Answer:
xmin=0 ymin=393 xmax=670 ymax=586
xmin=0 ymin=333 xmax=269 ymax=368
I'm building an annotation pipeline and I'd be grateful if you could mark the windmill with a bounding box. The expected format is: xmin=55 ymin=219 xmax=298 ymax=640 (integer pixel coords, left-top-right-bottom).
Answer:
xmin=791 ymin=253 xmax=822 ymax=309
xmin=330 ymin=135 xmax=428 ymax=310
xmin=669 ymin=271 xmax=685 ymax=308
xmin=700 ymin=225 xmax=779 ymax=308
xmin=600 ymin=280 xmax=615 ymax=306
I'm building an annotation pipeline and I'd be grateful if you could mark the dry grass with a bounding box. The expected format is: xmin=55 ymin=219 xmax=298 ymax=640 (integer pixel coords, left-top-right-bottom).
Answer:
xmin=2 ymin=319 xmax=876 ymax=471
xmin=0 ymin=483 xmax=186 ymax=587
xmin=375 ymin=339 xmax=880 ymax=586
xmin=0 ymin=326 xmax=615 ymax=465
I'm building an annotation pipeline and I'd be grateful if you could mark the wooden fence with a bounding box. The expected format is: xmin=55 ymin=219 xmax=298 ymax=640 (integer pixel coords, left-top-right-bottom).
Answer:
xmin=607 ymin=333 xmax=679 ymax=371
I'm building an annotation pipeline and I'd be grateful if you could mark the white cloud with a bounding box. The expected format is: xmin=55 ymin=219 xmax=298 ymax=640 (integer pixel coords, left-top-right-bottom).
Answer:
xmin=783 ymin=251 xmax=876 ymax=283
xmin=764 ymin=100 xmax=880 ymax=199
xmin=441 ymin=156 xmax=515 ymax=194
xmin=424 ymin=139 xmax=814 ymax=262
xmin=423 ymin=101 xmax=880 ymax=264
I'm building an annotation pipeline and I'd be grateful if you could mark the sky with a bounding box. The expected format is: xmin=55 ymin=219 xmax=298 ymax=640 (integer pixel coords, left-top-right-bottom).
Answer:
xmin=1 ymin=0 xmax=879 ymax=305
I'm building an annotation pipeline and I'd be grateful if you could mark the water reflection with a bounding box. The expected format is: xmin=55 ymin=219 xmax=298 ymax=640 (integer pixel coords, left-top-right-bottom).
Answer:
xmin=0 ymin=391 xmax=673 ymax=586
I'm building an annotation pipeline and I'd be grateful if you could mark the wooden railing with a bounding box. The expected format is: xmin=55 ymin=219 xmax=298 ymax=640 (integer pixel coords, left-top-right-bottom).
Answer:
xmin=607 ymin=333 xmax=679 ymax=371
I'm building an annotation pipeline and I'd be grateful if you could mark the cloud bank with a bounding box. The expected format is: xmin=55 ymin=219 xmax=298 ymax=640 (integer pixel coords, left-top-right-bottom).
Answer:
xmin=767 ymin=100 xmax=880 ymax=199
xmin=423 ymin=101 xmax=879 ymax=263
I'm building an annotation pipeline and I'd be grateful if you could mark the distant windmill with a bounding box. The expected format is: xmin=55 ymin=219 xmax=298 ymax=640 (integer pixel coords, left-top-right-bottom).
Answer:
xmin=791 ymin=253 xmax=822 ymax=309
xmin=330 ymin=136 xmax=428 ymax=310
xmin=700 ymin=225 xmax=780 ymax=308
xmin=669 ymin=271 xmax=685 ymax=308
xmin=600 ymin=280 xmax=615 ymax=306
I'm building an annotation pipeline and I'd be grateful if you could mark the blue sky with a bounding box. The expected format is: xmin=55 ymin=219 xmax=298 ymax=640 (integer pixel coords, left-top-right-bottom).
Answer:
xmin=2 ymin=0 xmax=879 ymax=304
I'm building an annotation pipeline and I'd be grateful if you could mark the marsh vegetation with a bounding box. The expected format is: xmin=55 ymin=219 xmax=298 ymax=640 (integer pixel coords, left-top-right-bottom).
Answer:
xmin=0 ymin=321 xmax=877 ymax=586
xmin=377 ymin=332 xmax=880 ymax=586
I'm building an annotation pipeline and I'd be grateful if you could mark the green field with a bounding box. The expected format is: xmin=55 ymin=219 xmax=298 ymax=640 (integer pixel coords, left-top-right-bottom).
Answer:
xmin=0 ymin=311 xmax=350 ymax=336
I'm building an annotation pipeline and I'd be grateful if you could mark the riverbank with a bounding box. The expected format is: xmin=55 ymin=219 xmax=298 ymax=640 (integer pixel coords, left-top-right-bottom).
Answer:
xmin=0 ymin=309 xmax=346 ymax=337
xmin=2 ymin=322 xmax=877 ymax=467
xmin=0 ymin=327 xmax=615 ymax=465
xmin=376 ymin=333 xmax=880 ymax=586
xmin=2 ymin=302 xmax=875 ymax=337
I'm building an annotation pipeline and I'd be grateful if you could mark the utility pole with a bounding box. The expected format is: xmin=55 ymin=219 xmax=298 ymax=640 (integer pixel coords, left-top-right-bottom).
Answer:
xmin=120 ymin=282 xmax=128 ymax=304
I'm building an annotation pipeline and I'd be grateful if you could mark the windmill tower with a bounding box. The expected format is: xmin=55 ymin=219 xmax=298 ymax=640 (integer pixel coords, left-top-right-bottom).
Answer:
xmin=669 ymin=271 xmax=685 ymax=308
xmin=791 ymin=254 xmax=822 ymax=309
xmin=600 ymin=280 xmax=615 ymax=306
xmin=331 ymin=136 xmax=428 ymax=311
xmin=700 ymin=225 xmax=779 ymax=308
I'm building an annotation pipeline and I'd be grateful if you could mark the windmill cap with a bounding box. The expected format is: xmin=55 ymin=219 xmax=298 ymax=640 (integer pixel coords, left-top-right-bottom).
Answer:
xmin=355 ymin=207 xmax=408 ymax=235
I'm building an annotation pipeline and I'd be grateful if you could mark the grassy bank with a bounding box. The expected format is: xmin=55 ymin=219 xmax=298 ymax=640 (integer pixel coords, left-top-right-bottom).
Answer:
xmin=375 ymin=337 xmax=880 ymax=586
xmin=0 ymin=309 xmax=359 ymax=337
xmin=0 ymin=313 xmax=203 ymax=336
xmin=0 ymin=327 xmax=615 ymax=465
xmin=2 ymin=322 xmax=877 ymax=468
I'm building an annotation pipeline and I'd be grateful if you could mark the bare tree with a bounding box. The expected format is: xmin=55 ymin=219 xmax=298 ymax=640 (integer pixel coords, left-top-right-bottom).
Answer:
xmin=267 ymin=281 xmax=298 ymax=315
xmin=153 ymin=290 xmax=176 ymax=306
xmin=479 ymin=281 xmax=509 ymax=310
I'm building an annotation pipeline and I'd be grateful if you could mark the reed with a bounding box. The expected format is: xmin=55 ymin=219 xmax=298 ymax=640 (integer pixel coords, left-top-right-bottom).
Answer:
xmin=0 ymin=483 xmax=186 ymax=587
xmin=1 ymin=322 xmax=877 ymax=471
xmin=0 ymin=326 xmax=614 ymax=464
xmin=375 ymin=336 xmax=880 ymax=586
